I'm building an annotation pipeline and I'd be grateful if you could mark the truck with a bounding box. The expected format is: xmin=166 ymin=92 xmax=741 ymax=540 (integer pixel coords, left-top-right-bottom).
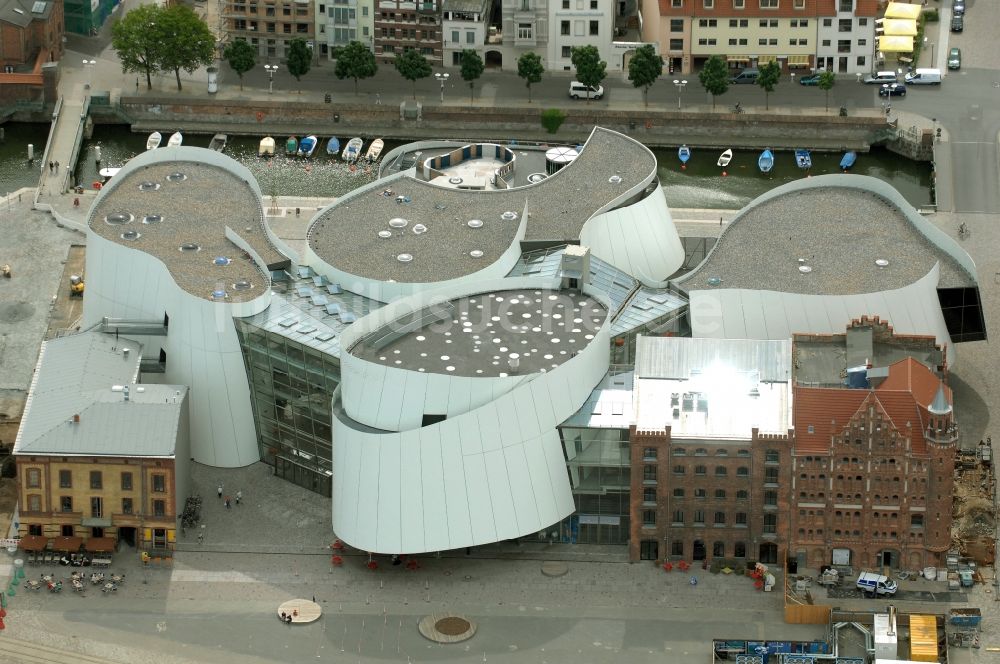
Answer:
xmin=856 ymin=571 xmax=898 ymax=596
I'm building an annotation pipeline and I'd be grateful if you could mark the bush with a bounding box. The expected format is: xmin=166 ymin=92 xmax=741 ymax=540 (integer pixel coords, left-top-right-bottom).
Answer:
xmin=924 ymin=8 xmax=939 ymax=22
xmin=541 ymin=108 xmax=566 ymax=134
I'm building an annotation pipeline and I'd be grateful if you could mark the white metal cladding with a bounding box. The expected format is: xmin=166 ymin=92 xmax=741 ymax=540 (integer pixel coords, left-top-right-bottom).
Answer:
xmin=82 ymin=232 xmax=268 ymax=467
xmin=331 ymin=292 xmax=611 ymax=554
xmin=687 ymin=265 xmax=955 ymax=365
xmin=579 ymin=186 xmax=685 ymax=287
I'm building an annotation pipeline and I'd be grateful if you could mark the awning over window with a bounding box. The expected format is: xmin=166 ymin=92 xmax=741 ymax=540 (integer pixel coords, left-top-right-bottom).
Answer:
xmin=727 ymin=55 xmax=750 ymax=62
xmin=878 ymin=35 xmax=914 ymax=52
xmin=882 ymin=18 xmax=918 ymax=36
xmin=788 ymin=55 xmax=810 ymax=67
xmin=757 ymin=54 xmax=776 ymax=64
xmin=884 ymin=2 xmax=922 ymax=19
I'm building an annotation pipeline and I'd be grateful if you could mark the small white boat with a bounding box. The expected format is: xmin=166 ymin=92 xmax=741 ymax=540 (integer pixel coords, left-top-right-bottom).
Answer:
xmin=717 ymin=148 xmax=733 ymax=168
xmin=146 ymin=131 xmax=162 ymax=151
xmin=258 ymin=136 xmax=275 ymax=157
xmin=167 ymin=132 xmax=183 ymax=147
xmin=208 ymin=133 xmax=228 ymax=153
xmin=342 ymin=137 xmax=363 ymax=162
xmin=364 ymin=138 xmax=384 ymax=161
xmin=98 ymin=167 xmax=121 ymax=179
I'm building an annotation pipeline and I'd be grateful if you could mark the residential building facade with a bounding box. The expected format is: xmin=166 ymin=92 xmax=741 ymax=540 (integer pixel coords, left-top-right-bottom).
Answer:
xmin=0 ymin=0 xmax=62 ymax=105
xmin=321 ymin=0 xmax=376 ymax=59
xmin=374 ymin=0 xmax=442 ymax=64
xmin=547 ymin=0 xmax=615 ymax=72
xmin=442 ymin=0 xmax=490 ymax=66
xmin=493 ymin=0 xmax=549 ymax=71
xmin=815 ymin=0 xmax=876 ymax=74
xmin=223 ymin=0 xmax=316 ymax=61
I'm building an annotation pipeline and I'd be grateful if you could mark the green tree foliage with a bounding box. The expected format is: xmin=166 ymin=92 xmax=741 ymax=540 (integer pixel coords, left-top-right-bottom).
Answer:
xmin=460 ymin=49 xmax=485 ymax=103
xmin=698 ymin=55 xmax=729 ymax=109
xmin=334 ymin=41 xmax=377 ymax=94
xmin=818 ymin=71 xmax=836 ymax=111
xmin=223 ymin=39 xmax=256 ymax=91
xmin=111 ymin=4 xmax=163 ymax=91
xmin=541 ymin=108 xmax=566 ymax=134
xmin=286 ymin=38 xmax=313 ymax=91
xmin=570 ymin=45 xmax=606 ymax=103
xmin=156 ymin=5 xmax=217 ymax=91
xmin=627 ymin=44 xmax=663 ymax=108
xmin=517 ymin=52 xmax=544 ymax=103
xmin=394 ymin=49 xmax=432 ymax=99
xmin=756 ymin=60 xmax=781 ymax=110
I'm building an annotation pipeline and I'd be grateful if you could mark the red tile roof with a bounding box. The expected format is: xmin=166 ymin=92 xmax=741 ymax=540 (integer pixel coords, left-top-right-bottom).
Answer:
xmin=877 ymin=357 xmax=952 ymax=412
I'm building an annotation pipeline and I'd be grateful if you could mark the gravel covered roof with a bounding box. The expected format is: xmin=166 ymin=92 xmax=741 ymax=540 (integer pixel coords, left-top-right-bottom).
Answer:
xmin=308 ymin=128 xmax=657 ymax=284
xmin=682 ymin=187 xmax=974 ymax=294
xmin=89 ymin=161 xmax=283 ymax=303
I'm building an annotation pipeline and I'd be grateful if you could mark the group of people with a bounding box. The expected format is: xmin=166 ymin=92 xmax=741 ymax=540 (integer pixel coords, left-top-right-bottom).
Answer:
xmin=217 ymin=485 xmax=243 ymax=509
xmin=278 ymin=610 xmax=297 ymax=624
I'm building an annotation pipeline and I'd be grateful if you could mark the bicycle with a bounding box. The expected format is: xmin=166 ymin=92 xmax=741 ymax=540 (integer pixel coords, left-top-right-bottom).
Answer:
xmin=959 ymin=223 xmax=970 ymax=239
xmin=732 ymin=103 xmax=744 ymax=114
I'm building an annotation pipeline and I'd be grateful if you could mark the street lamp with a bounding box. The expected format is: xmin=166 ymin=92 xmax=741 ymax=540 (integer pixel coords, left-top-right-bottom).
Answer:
xmin=435 ymin=72 xmax=449 ymax=103
xmin=264 ymin=64 xmax=279 ymax=95
xmin=790 ymin=72 xmax=796 ymax=87
xmin=672 ymin=79 xmax=687 ymax=110
xmin=82 ymin=59 xmax=96 ymax=90
xmin=923 ymin=37 xmax=935 ymax=67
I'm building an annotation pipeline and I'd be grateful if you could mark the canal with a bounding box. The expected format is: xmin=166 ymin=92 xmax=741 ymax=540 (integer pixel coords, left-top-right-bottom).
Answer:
xmin=2 ymin=123 xmax=932 ymax=209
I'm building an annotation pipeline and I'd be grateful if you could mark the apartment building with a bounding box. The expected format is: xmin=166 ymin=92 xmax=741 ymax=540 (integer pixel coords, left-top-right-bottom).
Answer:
xmin=321 ymin=0 xmax=375 ymax=59
xmin=547 ymin=0 xmax=616 ymax=71
xmin=223 ymin=0 xmax=316 ymax=61
xmin=374 ymin=0 xmax=443 ymax=65
xmin=442 ymin=0 xmax=490 ymax=66
xmin=815 ymin=0 xmax=876 ymax=74
xmin=493 ymin=0 xmax=549 ymax=71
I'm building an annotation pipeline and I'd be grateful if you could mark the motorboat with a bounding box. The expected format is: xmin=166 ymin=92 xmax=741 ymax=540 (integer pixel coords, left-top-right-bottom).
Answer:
xmin=285 ymin=136 xmax=298 ymax=156
xmin=758 ymin=148 xmax=774 ymax=174
xmin=717 ymin=149 xmax=733 ymax=168
xmin=678 ymin=145 xmax=691 ymax=165
xmin=840 ymin=151 xmax=857 ymax=171
xmin=167 ymin=132 xmax=183 ymax=147
xmin=258 ymin=136 xmax=275 ymax=157
xmin=364 ymin=138 xmax=384 ymax=161
xmin=146 ymin=131 xmax=162 ymax=151
xmin=297 ymin=135 xmax=318 ymax=158
xmin=208 ymin=133 xmax=228 ymax=153
xmin=795 ymin=148 xmax=812 ymax=170
xmin=326 ymin=136 xmax=340 ymax=156
xmin=342 ymin=137 xmax=363 ymax=162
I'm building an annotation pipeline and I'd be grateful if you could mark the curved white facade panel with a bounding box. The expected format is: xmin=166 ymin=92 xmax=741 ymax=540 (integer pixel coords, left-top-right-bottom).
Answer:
xmin=580 ymin=186 xmax=685 ymax=287
xmin=688 ymin=266 xmax=956 ymax=364
xmin=332 ymin=282 xmax=613 ymax=554
xmin=84 ymin=228 xmax=269 ymax=468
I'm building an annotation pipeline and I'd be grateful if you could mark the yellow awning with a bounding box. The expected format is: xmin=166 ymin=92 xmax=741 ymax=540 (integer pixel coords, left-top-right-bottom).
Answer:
xmin=727 ymin=55 xmax=750 ymax=62
xmin=788 ymin=55 xmax=810 ymax=65
xmin=878 ymin=35 xmax=914 ymax=52
xmin=757 ymin=55 xmax=776 ymax=64
xmin=882 ymin=18 xmax=918 ymax=36
xmin=884 ymin=2 xmax=922 ymax=19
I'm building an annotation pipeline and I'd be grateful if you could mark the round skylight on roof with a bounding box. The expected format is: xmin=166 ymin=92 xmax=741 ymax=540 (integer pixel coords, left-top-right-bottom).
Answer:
xmin=142 ymin=214 xmax=162 ymax=224
xmin=467 ymin=219 xmax=483 ymax=228
xmin=179 ymin=243 xmax=201 ymax=253
xmin=211 ymin=288 xmax=228 ymax=300
xmin=396 ymin=253 xmax=414 ymax=263
xmin=377 ymin=230 xmax=392 ymax=239
xmin=214 ymin=256 xmax=231 ymax=266
xmin=166 ymin=172 xmax=187 ymax=182
xmin=798 ymin=265 xmax=813 ymax=274
xmin=527 ymin=173 xmax=546 ymax=183
xmin=120 ymin=230 xmax=141 ymax=241
xmin=609 ymin=175 xmax=623 ymax=184
xmin=233 ymin=279 xmax=252 ymax=290
xmin=139 ymin=181 xmax=160 ymax=191
xmin=389 ymin=218 xmax=408 ymax=228
xmin=448 ymin=177 xmax=463 ymax=185
xmin=105 ymin=212 xmax=133 ymax=225
xmin=501 ymin=211 xmax=518 ymax=221
xmin=707 ymin=276 xmax=722 ymax=286
xmin=412 ymin=224 xmax=428 ymax=235
xmin=875 ymin=258 xmax=890 ymax=268
xmin=470 ymin=249 xmax=484 ymax=258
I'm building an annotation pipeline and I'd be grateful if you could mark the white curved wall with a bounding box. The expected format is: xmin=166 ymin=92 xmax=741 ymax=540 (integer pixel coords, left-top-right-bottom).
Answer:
xmin=581 ymin=186 xmax=685 ymax=287
xmin=83 ymin=232 xmax=268 ymax=467
xmin=332 ymin=280 xmax=612 ymax=554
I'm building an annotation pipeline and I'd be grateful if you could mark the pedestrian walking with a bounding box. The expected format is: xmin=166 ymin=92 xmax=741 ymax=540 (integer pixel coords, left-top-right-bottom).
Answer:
xmin=312 ymin=595 xmax=316 ymax=603
xmin=48 ymin=161 xmax=53 ymax=173
xmin=235 ymin=490 xmax=242 ymax=505
xmin=197 ymin=531 xmax=204 ymax=544
xmin=375 ymin=92 xmax=381 ymax=105
xmin=54 ymin=160 xmax=59 ymax=172
xmin=225 ymin=496 xmax=231 ymax=509
xmin=217 ymin=484 xmax=223 ymax=498
xmin=135 ymin=77 xmax=139 ymax=93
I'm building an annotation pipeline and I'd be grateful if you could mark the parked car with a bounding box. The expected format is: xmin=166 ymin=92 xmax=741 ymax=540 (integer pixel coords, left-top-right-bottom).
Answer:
xmin=948 ymin=48 xmax=962 ymax=70
xmin=857 ymin=571 xmax=898 ymax=596
xmin=878 ymin=82 xmax=907 ymax=97
xmin=951 ymin=14 xmax=964 ymax=31
xmin=863 ymin=71 xmax=898 ymax=84
xmin=904 ymin=68 xmax=941 ymax=85
xmin=952 ymin=0 xmax=965 ymax=15
xmin=568 ymin=81 xmax=604 ymax=100
xmin=730 ymin=68 xmax=760 ymax=84
xmin=798 ymin=74 xmax=823 ymax=86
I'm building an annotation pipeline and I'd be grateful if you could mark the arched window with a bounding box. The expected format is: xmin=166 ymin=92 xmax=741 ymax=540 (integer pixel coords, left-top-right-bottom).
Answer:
xmin=715 ymin=466 xmax=727 ymax=477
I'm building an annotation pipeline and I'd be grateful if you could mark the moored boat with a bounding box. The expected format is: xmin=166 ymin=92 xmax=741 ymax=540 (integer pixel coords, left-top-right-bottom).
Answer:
xmin=286 ymin=136 xmax=298 ymax=156
xmin=208 ymin=133 xmax=228 ymax=153
xmin=326 ymin=136 xmax=340 ymax=155
xmin=258 ymin=136 xmax=275 ymax=157
xmin=839 ymin=151 xmax=857 ymax=171
xmin=795 ymin=148 xmax=812 ymax=170
xmin=167 ymin=132 xmax=183 ymax=147
xmin=364 ymin=138 xmax=384 ymax=161
xmin=758 ymin=148 xmax=774 ymax=174
xmin=678 ymin=144 xmax=691 ymax=165
xmin=342 ymin=137 xmax=363 ymax=162
xmin=717 ymin=148 xmax=733 ymax=168
xmin=146 ymin=131 xmax=162 ymax=151
xmin=297 ymin=135 xmax=318 ymax=158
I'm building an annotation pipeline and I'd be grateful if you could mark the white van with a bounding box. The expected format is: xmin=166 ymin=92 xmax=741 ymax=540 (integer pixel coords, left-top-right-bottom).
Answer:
xmin=568 ymin=81 xmax=604 ymax=100
xmin=905 ymin=68 xmax=942 ymax=85
xmin=856 ymin=571 xmax=898 ymax=596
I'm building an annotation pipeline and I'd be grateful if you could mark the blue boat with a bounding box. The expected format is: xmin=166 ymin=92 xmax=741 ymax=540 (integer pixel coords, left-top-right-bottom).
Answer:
xmin=839 ymin=151 xmax=857 ymax=171
xmin=297 ymin=135 xmax=318 ymax=158
xmin=326 ymin=136 xmax=340 ymax=155
xmin=758 ymin=148 xmax=774 ymax=174
xmin=678 ymin=144 xmax=691 ymax=165
xmin=795 ymin=148 xmax=812 ymax=170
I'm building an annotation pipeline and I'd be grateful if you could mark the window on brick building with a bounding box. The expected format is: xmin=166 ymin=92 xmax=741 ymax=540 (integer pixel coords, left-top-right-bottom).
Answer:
xmin=673 ymin=465 xmax=685 ymax=475
xmin=715 ymin=489 xmax=726 ymax=500
xmin=734 ymin=541 xmax=746 ymax=557
xmin=672 ymin=510 xmax=684 ymax=524
xmin=714 ymin=511 xmax=726 ymax=525
xmin=28 ymin=494 xmax=41 ymax=511
xmin=672 ymin=488 xmax=684 ymax=498
xmin=643 ymin=447 xmax=657 ymax=461
xmin=764 ymin=468 xmax=778 ymax=484
xmin=694 ymin=448 xmax=707 ymax=456
xmin=737 ymin=449 xmax=750 ymax=457
xmin=122 ymin=498 xmax=133 ymax=514
xmin=642 ymin=510 xmax=655 ymax=526
xmin=671 ymin=540 xmax=684 ymax=556
xmin=643 ymin=465 xmax=657 ymax=483
xmin=765 ymin=449 xmax=779 ymax=463
xmin=715 ymin=466 xmax=727 ymax=477
xmin=644 ymin=487 xmax=657 ymax=503
xmin=910 ymin=514 xmax=924 ymax=528
xmin=60 ymin=496 xmax=73 ymax=512
xmin=640 ymin=540 xmax=658 ymax=560
xmin=713 ymin=541 xmax=725 ymax=556
xmin=90 ymin=471 xmax=102 ymax=489
xmin=715 ymin=449 xmax=728 ymax=456
xmin=121 ymin=472 xmax=133 ymax=491
xmin=695 ymin=465 xmax=707 ymax=476
xmin=737 ymin=467 xmax=749 ymax=477
xmin=694 ymin=510 xmax=705 ymax=524
xmin=673 ymin=447 xmax=686 ymax=456
xmin=59 ymin=470 xmax=72 ymax=488
xmin=764 ymin=490 xmax=777 ymax=506
xmin=153 ymin=500 xmax=166 ymax=517
xmin=27 ymin=468 xmax=41 ymax=488
xmin=693 ymin=488 xmax=706 ymax=499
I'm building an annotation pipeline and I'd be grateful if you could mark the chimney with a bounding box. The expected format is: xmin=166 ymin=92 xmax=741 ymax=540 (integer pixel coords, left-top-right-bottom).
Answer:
xmin=73 ymin=414 xmax=80 ymax=423
xmin=123 ymin=385 xmax=130 ymax=402
xmin=123 ymin=348 xmax=130 ymax=359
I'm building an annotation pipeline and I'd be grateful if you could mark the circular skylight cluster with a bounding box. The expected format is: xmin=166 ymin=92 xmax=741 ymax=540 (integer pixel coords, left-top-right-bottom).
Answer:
xmin=104 ymin=212 xmax=133 ymax=225
xmin=139 ymin=181 xmax=160 ymax=191
xmin=179 ymin=243 xmax=201 ymax=253
xmin=397 ymin=253 xmax=414 ymax=263
xmin=121 ymin=230 xmax=141 ymax=241
xmin=389 ymin=218 xmax=408 ymax=228
xmin=467 ymin=219 xmax=483 ymax=228
xmin=142 ymin=214 xmax=162 ymax=224
xmin=166 ymin=172 xmax=187 ymax=182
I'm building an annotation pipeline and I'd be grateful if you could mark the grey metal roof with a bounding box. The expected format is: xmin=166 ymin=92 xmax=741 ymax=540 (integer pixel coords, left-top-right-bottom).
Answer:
xmin=14 ymin=331 xmax=185 ymax=457
xmin=561 ymin=369 xmax=635 ymax=429
xmin=0 ymin=0 xmax=45 ymax=27
xmin=442 ymin=0 xmax=488 ymax=13
xmin=635 ymin=335 xmax=792 ymax=383
xmin=611 ymin=286 xmax=688 ymax=337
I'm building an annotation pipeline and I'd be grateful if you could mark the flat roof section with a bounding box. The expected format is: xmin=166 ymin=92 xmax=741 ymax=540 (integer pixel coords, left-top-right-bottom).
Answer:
xmin=682 ymin=187 xmax=973 ymax=295
xmin=350 ymin=289 xmax=607 ymax=377
xmin=89 ymin=161 xmax=281 ymax=303
xmin=308 ymin=128 xmax=657 ymax=284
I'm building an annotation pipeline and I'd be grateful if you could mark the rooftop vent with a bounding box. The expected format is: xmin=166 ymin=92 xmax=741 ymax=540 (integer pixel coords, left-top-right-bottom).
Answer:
xmin=501 ymin=211 xmax=517 ymax=221
xmin=166 ymin=172 xmax=187 ymax=182
xmin=139 ymin=181 xmax=160 ymax=191
xmin=179 ymin=243 xmax=201 ymax=253
xmin=470 ymin=249 xmax=484 ymax=258
xmin=396 ymin=253 xmax=414 ymax=263
xmin=211 ymin=288 xmax=228 ymax=300
xmin=120 ymin=230 xmax=141 ymax=241
xmin=875 ymin=258 xmax=889 ymax=268
xmin=142 ymin=214 xmax=162 ymax=224
xmin=104 ymin=212 xmax=133 ymax=225
xmin=527 ymin=173 xmax=546 ymax=183
xmin=798 ymin=265 xmax=813 ymax=274
xmin=377 ymin=230 xmax=392 ymax=239
xmin=448 ymin=177 xmax=463 ymax=185
xmin=214 ymin=256 xmax=231 ymax=266
xmin=412 ymin=224 xmax=427 ymax=235
xmin=233 ymin=279 xmax=252 ymax=291
xmin=467 ymin=219 xmax=483 ymax=228
xmin=707 ymin=276 xmax=722 ymax=286
xmin=608 ymin=175 xmax=623 ymax=184
xmin=389 ymin=218 xmax=408 ymax=228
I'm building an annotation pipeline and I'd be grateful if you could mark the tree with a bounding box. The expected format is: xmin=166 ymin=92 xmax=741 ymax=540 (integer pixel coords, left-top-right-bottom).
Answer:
xmin=334 ymin=41 xmax=377 ymax=94
xmin=818 ymin=71 xmax=836 ymax=111
xmin=394 ymin=49 xmax=432 ymax=100
xmin=698 ymin=55 xmax=729 ymax=109
xmin=756 ymin=60 xmax=781 ymax=110
xmin=223 ymin=39 xmax=256 ymax=91
xmin=286 ymin=38 xmax=312 ymax=92
xmin=628 ymin=44 xmax=663 ymax=108
xmin=460 ymin=50 xmax=485 ymax=103
xmin=570 ymin=45 xmax=606 ymax=103
xmin=111 ymin=4 xmax=163 ymax=91
xmin=541 ymin=108 xmax=566 ymax=134
xmin=156 ymin=5 xmax=216 ymax=91
xmin=517 ymin=52 xmax=544 ymax=103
